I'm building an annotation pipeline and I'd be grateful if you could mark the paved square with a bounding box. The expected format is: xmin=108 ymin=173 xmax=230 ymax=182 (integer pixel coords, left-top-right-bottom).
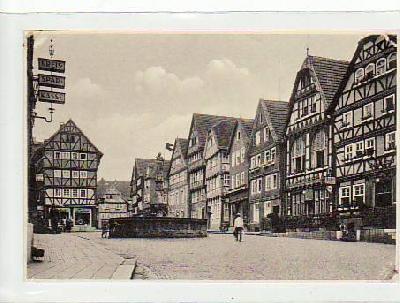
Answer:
xmin=28 ymin=232 xmax=396 ymax=280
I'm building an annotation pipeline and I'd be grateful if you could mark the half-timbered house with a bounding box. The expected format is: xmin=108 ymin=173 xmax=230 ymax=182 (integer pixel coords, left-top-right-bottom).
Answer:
xmin=130 ymin=156 xmax=170 ymax=216
xmin=187 ymin=113 xmax=239 ymax=223
xmin=226 ymin=118 xmax=254 ymax=227
xmin=203 ymin=119 xmax=243 ymax=230
xmin=284 ymin=56 xmax=349 ymax=222
xmin=328 ymin=35 xmax=397 ymax=227
xmin=31 ymin=119 xmax=103 ymax=231
xmin=248 ymin=100 xmax=288 ymax=231
xmin=167 ymin=138 xmax=189 ymax=218
xmin=97 ymin=186 xmax=129 ymax=228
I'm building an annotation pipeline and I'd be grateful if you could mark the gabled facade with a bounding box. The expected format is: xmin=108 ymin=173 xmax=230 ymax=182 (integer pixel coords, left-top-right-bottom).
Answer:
xmin=284 ymin=56 xmax=349 ymax=220
xmin=248 ymin=100 xmax=288 ymax=231
xmin=31 ymin=119 xmax=103 ymax=230
xmin=226 ymin=119 xmax=254 ymax=227
xmin=328 ymin=35 xmax=397 ymax=223
xmin=186 ymin=113 xmax=238 ymax=221
xmin=203 ymin=119 xmax=238 ymax=229
xmin=131 ymin=156 xmax=170 ymax=217
xmin=167 ymin=138 xmax=189 ymax=218
xmin=97 ymin=186 xmax=129 ymax=228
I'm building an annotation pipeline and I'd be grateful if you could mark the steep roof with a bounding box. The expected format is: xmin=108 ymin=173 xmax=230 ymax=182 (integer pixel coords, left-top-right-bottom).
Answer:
xmin=189 ymin=113 xmax=243 ymax=151
xmin=37 ymin=119 xmax=103 ymax=157
xmin=175 ymin=138 xmax=189 ymax=159
xmin=327 ymin=34 xmax=397 ymax=113
xmin=212 ymin=119 xmax=237 ymax=149
xmin=134 ymin=158 xmax=158 ymax=177
xmin=240 ymin=119 xmax=254 ymax=138
xmin=307 ymin=56 xmax=349 ymax=107
xmin=260 ymin=99 xmax=289 ymax=140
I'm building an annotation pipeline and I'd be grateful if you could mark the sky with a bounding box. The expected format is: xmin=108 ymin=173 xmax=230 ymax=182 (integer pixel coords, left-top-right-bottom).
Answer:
xmin=31 ymin=32 xmax=365 ymax=181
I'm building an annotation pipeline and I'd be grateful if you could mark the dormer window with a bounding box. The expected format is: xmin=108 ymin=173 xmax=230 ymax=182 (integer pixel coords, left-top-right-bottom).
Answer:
xmin=365 ymin=63 xmax=375 ymax=80
xmin=354 ymin=68 xmax=364 ymax=84
xmin=388 ymin=52 xmax=397 ymax=70
xmin=376 ymin=58 xmax=386 ymax=75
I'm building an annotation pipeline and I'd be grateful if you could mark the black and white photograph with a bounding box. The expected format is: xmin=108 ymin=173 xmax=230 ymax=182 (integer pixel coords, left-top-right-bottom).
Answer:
xmin=25 ymin=32 xmax=397 ymax=281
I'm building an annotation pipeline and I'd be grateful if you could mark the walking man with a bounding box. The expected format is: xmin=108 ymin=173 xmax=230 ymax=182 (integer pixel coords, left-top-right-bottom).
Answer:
xmin=233 ymin=213 xmax=244 ymax=242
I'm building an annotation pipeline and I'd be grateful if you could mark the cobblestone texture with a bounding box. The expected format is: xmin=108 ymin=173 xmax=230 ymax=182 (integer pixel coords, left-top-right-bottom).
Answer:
xmin=28 ymin=232 xmax=396 ymax=280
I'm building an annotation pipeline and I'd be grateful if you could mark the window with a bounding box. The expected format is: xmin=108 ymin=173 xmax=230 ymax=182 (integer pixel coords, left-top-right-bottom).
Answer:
xmin=353 ymin=184 xmax=365 ymax=204
xmin=264 ymin=150 xmax=271 ymax=164
xmin=272 ymin=174 xmax=278 ymax=189
xmin=240 ymin=147 xmax=245 ymax=163
xmin=264 ymin=127 xmax=270 ymax=142
xmin=250 ymin=156 xmax=256 ymax=169
xmin=54 ymin=151 xmax=60 ymax=159
xmin=236 ymin=173 xmax=241 ymax=188
xmin=80 ymin=171 xmax=87 ymax=178
xmin=63 ymin=188 xmax=70 ymax=197
xmin=265 ymin=175 xmax=272 ymax=190
xmin=231 ymin=175 xmax=236 ymax=189
xmin=339 ymin=186 xmax=350 ymax=205
xmin=365 ymin=138 xmax=375 ymax=155
xmin=355 ymin=141 xmax=364 ymax=158
xmin=388 ymin=52 xmax=397 ymax=70
xmin=231 ymin=153 xmax=235 ymax=167
xmin=316 ymin=150 xmax=325 ymax=168
xmin=71 ymin=152 xmax=78 ymax=160
xmin=386 ymin=132 xmax=396 ymax=150
xmin=72 ymin=188 xmax=78 ymax=198
xmin=223 ymin=174 xmax=230 ymax=187
xmin=80 ymin=153 xmax=87 ymax=160
xmin=235 ymin=150 xmax=241 ymax=166
xmin=365 ymin=63 xmax=375 ymax=80
xmin=292 ymin=137 xmax=305 ymax=173
xmin=270 ymin=147 xmax=276 ymax=164
xmin=354 ymin=68 xmax=364 ymax=83
xmin=342 ymin=112 xmax=353 ymax=128
xmin=80 ymin=189 xmax=87 ymax=198
xmin=240 ymin=172 xmax=245 ymax=185
xmin=376 ymin=58 xmax=386 ymax=75
xmin=256 ymin=153 xmax=262 ymax=167
xmin=265 ymin=174 xmax=277 ymax=190
xmin=237 ymin=131 xmax=241 ymax=141
xmin=61 ymin=152 xmax=70 ymax=159
xmin=257 ymin=178 xmax=263 ymax=193
xmin=384 ymin=94 xmax=395 ymax=112
xmin=54 ymin=170 xmax=61 ymax=178
xmin=255 ymin=131 xmax=261 ymax=145
xmin=253 ymin=203 xmax=260 ymax=223
xmin=54 ymin=188 xmax=61 ymax=197
xmin=345 ymin=144 xmax=353 ymax=160
xmin=363 ymin=103 xmax=373 ymax=119
xmin=62 ymin=170 xmax=70 ymax=178
xmin=72 ymin=171 xmax=79 ymax=178
xmin=251 ymin=180 xmax=257 ymax=194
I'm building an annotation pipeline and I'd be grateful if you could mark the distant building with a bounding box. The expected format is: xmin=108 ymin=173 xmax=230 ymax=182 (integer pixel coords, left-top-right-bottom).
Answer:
xmin=167 ymin=138 xmax=189 ymax=218
xmin=226 ymin=118 xmax=254 ymax=227
xmin=203 ymin=119 xmax=239 ymax=229
xmin=284 ymin=56 xmax=349 ymax=220
xmin=130 ymin=155 xmax=170 ymax=216
xmin=97 ymin=186 xmax=129 ymax=228
xmin=328 ymin=35 xmax=397 ymax=226
xmin=31 ymin=120 xmax=102 ymax=231
xmin=186 ymin=113 xmax=240 ymax=223
xmin=248 ymin=100 xmax=288 ymax=231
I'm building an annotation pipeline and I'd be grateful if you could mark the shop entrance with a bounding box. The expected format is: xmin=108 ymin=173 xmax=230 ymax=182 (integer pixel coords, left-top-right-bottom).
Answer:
xmin=74 ymin=208 xmax=92 ymax=226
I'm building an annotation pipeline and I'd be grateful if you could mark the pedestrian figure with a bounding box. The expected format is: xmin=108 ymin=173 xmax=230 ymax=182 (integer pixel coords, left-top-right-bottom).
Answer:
xmin=101 ymin=223 xmax=109 ymax=238
xmin=65 ymin=218 xmax=73 ymax=233
xmin=233 ymin=213 xmax=244 ymax=242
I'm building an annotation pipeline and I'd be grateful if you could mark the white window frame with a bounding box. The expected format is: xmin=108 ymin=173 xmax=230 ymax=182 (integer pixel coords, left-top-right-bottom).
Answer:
xmin=272 ymin=174 xmax=278 ymax=189
xmin=80 ymin=153 xmax=87 ymax=160
xmin=54 ymin=188 xmax=61 ymax=197
xmin=384 ymin=94 xmax=395 ymax=113
xmin=354 ymin=68 xmax=364 ymax=83
xmin=385 ymin=131 xmax=396 ymax=150
xmin=250 ymin=156 xmax=256 ymax=169
xmin=54 ymin=151 xmax=61 ymax=159
xmin=355 ymin=141 xmax=364 ymax=158
xmin=353 ymin=184 xmax=365 ymax=204
xmin=240 ymin=147 xmax=245 ymax=163
xmin=256 ymin=153 xmax=262 ymax=167
xmin=264 ymin=127 xmax=269 ymax=142
xmin=62 ymin=170 xmax=70 ymax=178
xmin=80 ymin=171 xmax=88 ymax=178
xmin=345 ymin=144 xmax=353 ymax=161
xmin=270 ymin=147 xmax=276 ymax=164
xmin=80 ymin=189 xmax=87 ymax=198
xmin=255 ymin=131 xmax=261 ymax=145
xmin=240 ymin=172 xmax=245 ymax=186
xmin=72 ymin=188 xmax=78 ymax=198
xmin=71 ymin=152 xmax=78 ymax=160
xmin=365 ymin=137 xmax=375 ymax=153
xmin=365 ymin=63 xmax=375 ymax=79
xmin=63 ymin=188 xmax=70 ymax=197
xmin=339 ymin=186 xmax=351 ymax=205
xmin=53 ymin=170 xmax=61 ymax=178
xmin=342 ymin=111 xmax=353 ymax=128
xmin=265 ymin=175 xmax=271 ymax=190
xmin=72 ymin=171 xmax=79 ymax=178
xmin=363 ymin=103 xmax=373 ymax=119
xmin=257 ymin=178 xmax=263 ymax=193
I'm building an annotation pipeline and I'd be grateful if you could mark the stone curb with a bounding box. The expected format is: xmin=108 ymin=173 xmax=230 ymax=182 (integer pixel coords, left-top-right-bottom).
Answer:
xmin=111 ymin=258 xmax=137 ymax=280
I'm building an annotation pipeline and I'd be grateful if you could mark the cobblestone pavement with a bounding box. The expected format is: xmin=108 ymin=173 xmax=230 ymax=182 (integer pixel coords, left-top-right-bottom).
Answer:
xmin=27 ymin=232 xmax=125 ymax=279
xmin=28 ymin=232 xmax=396 ymax=280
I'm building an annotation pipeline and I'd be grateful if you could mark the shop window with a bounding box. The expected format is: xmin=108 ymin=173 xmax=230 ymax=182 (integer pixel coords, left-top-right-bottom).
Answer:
xmin=388 ymin=52 xmax=397 ymax=70
xmin=353 ymin=184 xmax=365 ymax=204
xmin=376 ymin=58 xmax=386 ymax=75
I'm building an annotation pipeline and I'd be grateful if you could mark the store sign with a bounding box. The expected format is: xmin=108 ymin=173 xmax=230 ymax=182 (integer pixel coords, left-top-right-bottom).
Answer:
xmin=38 ymin=58 xmax=66 ymax=73
xmin=38 ymin=90 xmax=65 ymax=104
xmin=35 ymin=173 xmax=44 ymax=181
xmin=38 ymin=74 xmax=65 ymax=89
xmin=75 ymin=208 xmax=91 ymax=213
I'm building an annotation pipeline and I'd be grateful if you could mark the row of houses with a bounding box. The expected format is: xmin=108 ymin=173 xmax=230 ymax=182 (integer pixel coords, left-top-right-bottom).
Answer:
xmin=130 ymin=34 xmax=397 ymax=231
